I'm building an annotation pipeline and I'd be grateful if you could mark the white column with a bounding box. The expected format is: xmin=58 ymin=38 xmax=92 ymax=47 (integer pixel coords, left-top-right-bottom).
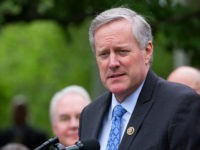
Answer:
xmin=173 ymin=48 xmax=190 ymax=68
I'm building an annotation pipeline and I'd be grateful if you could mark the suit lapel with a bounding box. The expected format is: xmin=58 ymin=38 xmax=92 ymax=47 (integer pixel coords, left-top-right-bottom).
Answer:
xmin=94 ymin=95 xmax=111 ymax=138
xmin=119 ymin=70 xmax=158 ymax=150
xmin=82 ymin=92 xmax=112 ymax=139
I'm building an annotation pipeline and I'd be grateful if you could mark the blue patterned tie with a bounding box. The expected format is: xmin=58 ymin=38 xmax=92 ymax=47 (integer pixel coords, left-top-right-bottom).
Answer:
xmin=106 ymin=105 xmax=127 ymax=150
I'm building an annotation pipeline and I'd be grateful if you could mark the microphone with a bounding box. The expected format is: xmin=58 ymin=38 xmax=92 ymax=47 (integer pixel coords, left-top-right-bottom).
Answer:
xmin=34 ymin=137 xmax=59 ymax=150
xmin=55 ymin=139 xmax=100 ymax=150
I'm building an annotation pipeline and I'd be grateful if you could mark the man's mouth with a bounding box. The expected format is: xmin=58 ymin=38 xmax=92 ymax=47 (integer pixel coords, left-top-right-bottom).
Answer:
xmin=108 ymin=73 xmax=125 ymax=78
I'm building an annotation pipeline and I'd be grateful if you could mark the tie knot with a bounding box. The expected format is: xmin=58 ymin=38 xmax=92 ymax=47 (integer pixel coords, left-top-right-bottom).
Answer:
xmin=112 ymin=105 xmax=126 ymax=118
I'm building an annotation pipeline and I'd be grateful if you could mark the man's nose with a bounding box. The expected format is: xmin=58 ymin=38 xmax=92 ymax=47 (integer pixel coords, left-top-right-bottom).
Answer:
xmin=69 ymin=117 xmax=79 ymax=127
xmin=109 ymin=53 xmax=120 ymax=69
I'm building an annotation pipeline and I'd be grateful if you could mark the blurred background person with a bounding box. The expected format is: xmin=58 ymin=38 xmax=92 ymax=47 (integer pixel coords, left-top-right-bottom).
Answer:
xmin=0 ymin=143 xmax=29 ymax=150
xmin=0 ymin=95 xmax=47 ymax=149
xmin=167 ymin=66 xmax=200 ymax=95
xmin=49 ymin=85 xmax=91 ymax=147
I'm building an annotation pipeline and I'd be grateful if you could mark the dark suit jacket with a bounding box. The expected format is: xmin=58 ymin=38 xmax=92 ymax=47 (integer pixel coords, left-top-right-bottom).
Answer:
xmin=79 ymin=70 xmax=200 ymax=150
xmin=0 ymin=125 xmax=47 ymax=149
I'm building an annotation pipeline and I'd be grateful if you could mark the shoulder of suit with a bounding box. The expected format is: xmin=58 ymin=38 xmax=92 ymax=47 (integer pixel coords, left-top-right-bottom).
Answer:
xmin=83 ymin=92 xmax=111 ymax=110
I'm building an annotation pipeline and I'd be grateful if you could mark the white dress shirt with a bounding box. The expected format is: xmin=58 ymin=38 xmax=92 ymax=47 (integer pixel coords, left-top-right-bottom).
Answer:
xmin=99 ymin=82 xmax=144 ymax=150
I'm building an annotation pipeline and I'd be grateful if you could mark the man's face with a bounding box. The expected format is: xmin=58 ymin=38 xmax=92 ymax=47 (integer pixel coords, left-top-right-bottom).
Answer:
xmin=52 ymin=93 xmax=88 ymax=146
xmin=94 ymin=19 xmax=153 ymax=101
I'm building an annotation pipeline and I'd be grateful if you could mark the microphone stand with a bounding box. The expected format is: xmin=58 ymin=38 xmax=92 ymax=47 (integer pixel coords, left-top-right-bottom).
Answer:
xmin=35 ymin=137 xmax=59 ymax=150
xmin=53 ymin=143 xmax=66 ymax=150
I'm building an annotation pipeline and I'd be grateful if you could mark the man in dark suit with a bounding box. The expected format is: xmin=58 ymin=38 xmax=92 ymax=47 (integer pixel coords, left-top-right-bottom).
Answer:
xmin=0 ymin=95 xmax=47 ymax=149
xmin=79 ymin=7 xmax=200 ymax=150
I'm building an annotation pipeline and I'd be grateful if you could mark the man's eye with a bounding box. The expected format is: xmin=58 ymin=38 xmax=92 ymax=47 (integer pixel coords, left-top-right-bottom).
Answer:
xmin=99 ymin=52 xmax=109 ymax=58
xmin=60 ymin=115 xmax=70 ymax=122
xmin=76 ymin=114 xmax=80 ymax=120
xmin=119 ymin=50 xmax=129 ymax=55
xmin=100 ymin=52 xmax=108 ymax=56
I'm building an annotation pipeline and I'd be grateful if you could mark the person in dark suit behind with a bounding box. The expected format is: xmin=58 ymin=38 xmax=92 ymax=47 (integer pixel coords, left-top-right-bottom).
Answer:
xmin=0 ymin=95 xmax=47 ymax=149
xmin=78 ymin=7 xmax=200 ymax=150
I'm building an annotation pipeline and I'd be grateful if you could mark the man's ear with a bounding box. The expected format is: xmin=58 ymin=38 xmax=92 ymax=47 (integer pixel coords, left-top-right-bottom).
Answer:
xmin=144 ymin=41 xmax=153 ymax=64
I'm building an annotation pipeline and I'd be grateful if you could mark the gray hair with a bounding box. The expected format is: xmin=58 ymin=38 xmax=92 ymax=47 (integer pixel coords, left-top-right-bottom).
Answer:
xmin=49 ymin=85 xmax=91 ymax=123
xmin=1 ymin=143 xmax=29 ymax=150
xmin=89 ymin=7 xmax=153 ymax=63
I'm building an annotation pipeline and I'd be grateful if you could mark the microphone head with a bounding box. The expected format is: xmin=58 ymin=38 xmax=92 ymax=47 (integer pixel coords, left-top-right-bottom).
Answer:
xmin=76 ymin=139 xmax=100 ymax=150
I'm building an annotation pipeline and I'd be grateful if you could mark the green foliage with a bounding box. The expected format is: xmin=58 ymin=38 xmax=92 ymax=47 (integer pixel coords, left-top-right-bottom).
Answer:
xmin=152 ymin=32 xmax=173 ymax=78
xmin=0 ymin=20 xmax=92 ymax=137
xmin=0 ymin=0 xmax=199 ymax=66
xmin=0 ymin=0 xmax=199 ymax=138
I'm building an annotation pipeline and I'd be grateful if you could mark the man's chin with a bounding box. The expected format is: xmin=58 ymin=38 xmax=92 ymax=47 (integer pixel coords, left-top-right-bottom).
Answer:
xmin=64 ymin=140 xmax=77 ymax=146
xmin=61 ymin=137 xmax=78 ymax=146
xmin=110 ymin=87 xmax=126 ymax=95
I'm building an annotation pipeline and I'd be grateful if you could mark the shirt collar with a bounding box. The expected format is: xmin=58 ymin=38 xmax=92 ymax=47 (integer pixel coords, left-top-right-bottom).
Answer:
xmin=109 ymin=81 xmax=145 ymax=119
